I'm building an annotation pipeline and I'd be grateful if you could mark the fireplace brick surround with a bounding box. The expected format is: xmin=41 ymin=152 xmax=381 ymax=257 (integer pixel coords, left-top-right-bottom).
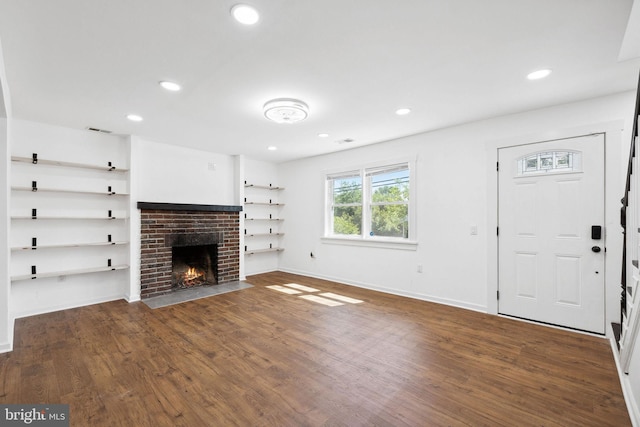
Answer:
xmin=138 ymin=202 xmax=242 ymax=299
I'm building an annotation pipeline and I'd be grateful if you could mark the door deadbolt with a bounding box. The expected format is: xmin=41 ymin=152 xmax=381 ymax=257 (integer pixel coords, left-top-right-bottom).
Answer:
xmin=592 ymin=246 xmax=601 ymax=253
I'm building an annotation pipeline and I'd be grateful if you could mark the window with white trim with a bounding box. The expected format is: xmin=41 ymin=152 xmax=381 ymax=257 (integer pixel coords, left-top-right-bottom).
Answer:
xmin=326 ymin=162 xmax=412 ymax=241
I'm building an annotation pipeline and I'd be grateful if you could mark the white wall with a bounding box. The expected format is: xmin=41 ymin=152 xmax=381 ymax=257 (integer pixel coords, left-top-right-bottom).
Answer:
xmin=9 ymin=119 xmax=130 ymax=319
xmin=0 ymin=36 xmax=12 ymax=352
xmin=134 ymin=137 xmax=237 ymax=206
xmin=0 ymin=118 xmax=10 ymax=352
xmin=243 ymin=158 xmax=282 ymax=276
xmin=279 ymin=91 xmax=636 ymax=322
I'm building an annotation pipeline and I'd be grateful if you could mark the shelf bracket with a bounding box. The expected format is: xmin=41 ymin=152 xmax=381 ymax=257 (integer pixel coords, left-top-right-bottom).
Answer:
xmin=32 ymin=237 xmax=37 ymax=250
xmin=31 ymin=265 xmax=36 ymax=279
xmin=108 ymin=161 xmax=115 ymax=171
xmin=31 ymin=208 xmax=37 ymax=219
xmin=31 ymin=181 xmax=37 ymax=192
xmin=32 ymin=153 xmax=38 ymax=164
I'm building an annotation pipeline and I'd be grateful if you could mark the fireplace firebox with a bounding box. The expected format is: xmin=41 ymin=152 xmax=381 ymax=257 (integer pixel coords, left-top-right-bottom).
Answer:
xmin=172 ymin=244 xmax=217 ymax=289
xmin=167 ymin=232 xmax=221 ymax=290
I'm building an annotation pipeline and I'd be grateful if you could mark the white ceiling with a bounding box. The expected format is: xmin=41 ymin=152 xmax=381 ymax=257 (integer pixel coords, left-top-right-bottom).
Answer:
xmin=0 ymin=0 xmax=639 ymax=163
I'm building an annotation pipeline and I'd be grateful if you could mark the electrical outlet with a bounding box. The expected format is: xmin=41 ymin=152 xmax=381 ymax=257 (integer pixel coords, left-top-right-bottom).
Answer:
xmin=417 ymin=264 xmax=423 ymax=273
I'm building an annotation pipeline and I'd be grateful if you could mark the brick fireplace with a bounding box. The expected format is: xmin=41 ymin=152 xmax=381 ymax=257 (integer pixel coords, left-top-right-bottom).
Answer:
xmin=138 ymin=202 xmax=242 ymax=299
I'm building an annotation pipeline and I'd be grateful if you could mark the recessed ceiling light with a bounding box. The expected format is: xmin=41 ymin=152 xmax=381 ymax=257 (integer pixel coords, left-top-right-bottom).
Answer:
xmin=159 ymin=81 xmax=181 ymax=91
xmin=263 ymin=98 xmax=309 ymax=124
xmin=318 ymin=133 xmax=329 ymax=138
xmin=395 ymin=108 xmax=411 ymax=116
xmin=527 ymin=69 xmax=552 ymax=80
xmin=126 ymin=114 xmax=143 ymax=122
xmin=231 ymin=4 xmax=259 ymax=25
xmin=267 ymin=146 xmax=278 ymax=151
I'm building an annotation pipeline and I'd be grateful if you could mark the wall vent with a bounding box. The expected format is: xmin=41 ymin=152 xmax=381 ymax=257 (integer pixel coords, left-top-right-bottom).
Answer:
xmin=85 ymin=127 xmax=112 ymax=134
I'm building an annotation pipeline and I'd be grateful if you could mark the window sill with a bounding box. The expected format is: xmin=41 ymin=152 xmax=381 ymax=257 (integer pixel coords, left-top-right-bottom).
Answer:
xmin=321 ymin=236 xmax=418 ymax=251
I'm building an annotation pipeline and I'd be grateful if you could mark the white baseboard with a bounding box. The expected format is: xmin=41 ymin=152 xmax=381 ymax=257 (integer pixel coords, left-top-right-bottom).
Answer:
xmin=278 ymin=267 xmax=487 ymax=313
xmin=124 ymin=293 xmax=141 ymax=303
xmin=0 ymin=341 xmax=12 ymax=354
xmin=11 ymin=294 xmax=125 ymax=319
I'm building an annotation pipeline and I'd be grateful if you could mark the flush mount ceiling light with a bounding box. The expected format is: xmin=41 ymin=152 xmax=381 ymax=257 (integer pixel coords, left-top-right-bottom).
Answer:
xmin=318 ymin=133 xmax=329 ymax=138
xmin=126 ymin=114 xmax=143 ymax=122
xmin=395 ymin=108 xmax=412 ymax=116
xmin=159 ymin=81 xmax=181 ymax=91
xmin=231 ymin=4 xmax=260 ymax=25
xmin=263 ymin=98 xmax=309 ymax=124
xmin=527 ymin=69 xmax=552 ymax=80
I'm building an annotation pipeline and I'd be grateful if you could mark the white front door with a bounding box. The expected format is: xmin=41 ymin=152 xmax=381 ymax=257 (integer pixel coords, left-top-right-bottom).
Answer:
xmin=498 ymin=134 xmax=605 ymax=334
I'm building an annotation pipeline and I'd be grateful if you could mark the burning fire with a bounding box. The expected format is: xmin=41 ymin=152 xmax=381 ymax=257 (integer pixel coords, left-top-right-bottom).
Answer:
xmin=184 ymin=267 xmax=203 ymax=279
xmin=179 ymin=266 xmax=205 ymax=288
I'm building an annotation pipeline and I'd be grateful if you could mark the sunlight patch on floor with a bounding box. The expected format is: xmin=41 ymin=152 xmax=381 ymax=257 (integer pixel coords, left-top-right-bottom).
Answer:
xmin=266 ymin=283 xmax=365 ymax=307
xmin=299 ymin=295 xmax=344 ymax=306
xmin=284 ymin=283 xmax=320 ymax=292
xmin=320 ymin=292 xmax=363 ymax=304
xmin=266 ymin=285 xmax=302 ymax=294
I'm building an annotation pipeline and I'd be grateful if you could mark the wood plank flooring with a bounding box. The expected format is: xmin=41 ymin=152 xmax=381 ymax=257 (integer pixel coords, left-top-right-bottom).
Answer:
xmin=0 ymin=271 xmax=631 ymax=426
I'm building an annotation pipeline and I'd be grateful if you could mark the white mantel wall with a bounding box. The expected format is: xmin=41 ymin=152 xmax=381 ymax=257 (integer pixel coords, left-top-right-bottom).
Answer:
xmin=134 ymin=138 xmax=237 ymax=206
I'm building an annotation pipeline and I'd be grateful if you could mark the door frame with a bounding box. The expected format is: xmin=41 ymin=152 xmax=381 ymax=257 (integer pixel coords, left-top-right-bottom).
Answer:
xmin=485 ymin=121 xmax=624 ymax=337
xmin=496 ymin=134 xmax=606 ymax=333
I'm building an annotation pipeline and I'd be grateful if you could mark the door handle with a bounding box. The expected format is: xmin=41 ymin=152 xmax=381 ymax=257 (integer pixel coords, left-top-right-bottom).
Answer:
xmin=592 ymin=246 xmax=601 ymax=253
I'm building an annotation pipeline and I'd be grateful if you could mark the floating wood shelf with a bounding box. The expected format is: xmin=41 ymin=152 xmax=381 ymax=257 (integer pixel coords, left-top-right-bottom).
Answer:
xmin=11 ymin=264 xmax=130 ymax=281
xmin=244 ymin=202 xmax=285 ymax=206
xmin=11 ymin=241 xmax=129 ymax=251
xmin=245 ymin=233 xmax=284 ymax=237
xmin=244 ymin=184 xmax=284 ymax=190
xmin=11 ymin=215 xmax=127 ymax=220
xmin=12 ymin=156 xmax=129 ymax=172
xmin=12 ymin=186 xmax=129 ymax=196
xmin=245 ymin=248 xmax=284 ymax=255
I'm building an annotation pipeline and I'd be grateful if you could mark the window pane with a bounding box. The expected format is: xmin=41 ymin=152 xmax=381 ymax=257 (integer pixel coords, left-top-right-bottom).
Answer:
xmin=517 ymin=151 xmax=580 ymax=176
xmin=525 ymin=156 xmax=538 ymax=171
xmin=371 ymin=204 xmax=408 ymax=238
xmin=371 ymin=168 xmax=409 ymax=203
xmin=333 ymin=177 xmax=362 ymax=204
xmin=555 ymin=152 xmax=570 ymax=168
xmin=540 ymin=153 xmax=553 ymax=169
xmin=333 ymin=206 xmax=362 ymax=235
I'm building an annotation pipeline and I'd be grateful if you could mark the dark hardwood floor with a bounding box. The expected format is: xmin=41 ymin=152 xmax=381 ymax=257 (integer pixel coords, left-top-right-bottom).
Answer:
xmin=0 ymin=271 xmax=631 ymax=426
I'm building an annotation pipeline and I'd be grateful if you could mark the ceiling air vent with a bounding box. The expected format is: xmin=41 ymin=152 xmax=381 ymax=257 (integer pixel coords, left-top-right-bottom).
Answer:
xmin=85 ymin=127 xmax=112 ymax=134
